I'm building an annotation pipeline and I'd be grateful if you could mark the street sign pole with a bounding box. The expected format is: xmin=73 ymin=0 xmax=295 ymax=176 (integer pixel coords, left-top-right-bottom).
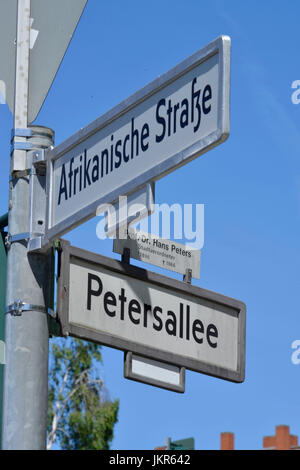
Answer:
xmin=2 ymin=0 xmax=54 ymax=450
xmin=0 ymin=213 xmax=8 ymax=449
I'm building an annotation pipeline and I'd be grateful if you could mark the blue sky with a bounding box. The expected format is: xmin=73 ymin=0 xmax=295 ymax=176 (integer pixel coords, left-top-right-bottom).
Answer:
xmin=1 ymin=0 xmax=300 ymax=450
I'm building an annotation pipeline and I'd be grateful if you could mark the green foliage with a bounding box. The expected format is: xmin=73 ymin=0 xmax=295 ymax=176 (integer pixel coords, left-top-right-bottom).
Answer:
xmin=47 ymin=337 xmax=119 ymax=450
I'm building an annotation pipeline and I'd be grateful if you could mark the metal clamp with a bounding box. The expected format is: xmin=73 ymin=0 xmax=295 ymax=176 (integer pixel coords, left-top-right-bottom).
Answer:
xmin=10 ymin=141 xmax=38 ymax=154
xmin=10 ymin=128 xmax=38 ymax=154
xmin=183 ymin=268 xmax=192 ymax=284
xmin=10 ymin=128 xmax=51 ymax=160
xmin=28 ymin=149 xmax=46 ymax=167
xmin=11 ymin=128 xmax=34 ymax=139
xmin=5 ymin=300 xmax=56 ymax=318
xmin=10 ymin=125 xmax=54 ymax=172
xmin=11 ymin=128 xmax=53 ymax=141
xmin=5 ymin=232 xmax=43 ymax=250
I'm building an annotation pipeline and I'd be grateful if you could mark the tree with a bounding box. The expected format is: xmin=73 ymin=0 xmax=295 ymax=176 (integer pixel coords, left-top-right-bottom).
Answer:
xmin=47 ymin=337 xmax=119 ymax=450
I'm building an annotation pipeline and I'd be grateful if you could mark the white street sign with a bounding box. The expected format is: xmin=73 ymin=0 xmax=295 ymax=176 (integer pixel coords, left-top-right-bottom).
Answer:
xmin=113 ymin=229 xmax=201 ymax=279
xmin=124 ymin=352 xmax=185 ymax=393
xmin=44 ymin=36 xmax=231 ymax=248
xmin=58 ymin=242 xmax=245 ymax=383
xmin=0 ymin=0 xmax=88 ymax=123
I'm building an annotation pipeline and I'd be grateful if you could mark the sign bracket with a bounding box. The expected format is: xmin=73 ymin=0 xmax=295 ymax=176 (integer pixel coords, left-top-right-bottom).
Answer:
xmin=183 ymin=268 xmax=192 ymax=284
xmin=121 ymin=247 xmax=131 ymax=265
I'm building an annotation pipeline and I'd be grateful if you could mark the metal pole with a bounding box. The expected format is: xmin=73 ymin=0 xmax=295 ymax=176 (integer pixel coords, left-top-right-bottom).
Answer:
xmin=0 ymin=223 xmax=7 ymax=450
xmin=2 ymin=0 xmax=53 ymax=450
xmin=165 ymin=437 xmax=171 ymax=450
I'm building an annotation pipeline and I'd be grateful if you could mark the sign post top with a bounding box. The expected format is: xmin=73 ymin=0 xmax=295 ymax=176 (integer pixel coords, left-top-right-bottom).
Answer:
xmin=0 ymin=0 xmax=88 ymax=123
xmin=28 ymin=0 xmax=88 ymax=124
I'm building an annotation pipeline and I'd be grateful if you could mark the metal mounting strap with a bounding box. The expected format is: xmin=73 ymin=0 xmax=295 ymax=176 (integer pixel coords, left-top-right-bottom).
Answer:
xmin=11 ymin=128 xmax=34 ymax=139
xmin=10 ymin=141 xmax=38 ymax=154
xmin=10 ymin=128 xmax=51 ymax=155
xmin=183 ymin=268 xmax=192 ymax=284
xmin=11 ymin=128 xmax=53 ymax=140
xmin=5 ymin=232 xmax=43 ymax=249
xmin=5 ymin=300 xmax=56 ymax=318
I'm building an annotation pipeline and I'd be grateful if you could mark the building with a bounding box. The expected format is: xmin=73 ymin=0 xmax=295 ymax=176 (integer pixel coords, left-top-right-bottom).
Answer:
xmin=221 ymin=425 xmax=300 ymax=450
xmin=155 ymin=425 xmax=300 ymax=450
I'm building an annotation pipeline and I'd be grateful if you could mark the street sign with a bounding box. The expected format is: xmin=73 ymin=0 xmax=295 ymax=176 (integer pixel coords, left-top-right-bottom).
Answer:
xmin=57 ymin=241 xmax=245 ymax=383
xmin=113 ymin=228 xmax=201 ymax=279
xmin=124 ymin=352 xmax=185 ymax=393
xmin=43 ymin=35 xmax=231 ymax=248
xmin=0 ymin=0 xmax=88 ymax=123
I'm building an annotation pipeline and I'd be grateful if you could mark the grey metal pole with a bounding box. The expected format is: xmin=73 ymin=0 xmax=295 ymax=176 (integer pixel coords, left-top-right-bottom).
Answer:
xmin=165 ymin=437 xmax=171 ymax=450
xmin=1 ymin=0 xmax=53 ymax=450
